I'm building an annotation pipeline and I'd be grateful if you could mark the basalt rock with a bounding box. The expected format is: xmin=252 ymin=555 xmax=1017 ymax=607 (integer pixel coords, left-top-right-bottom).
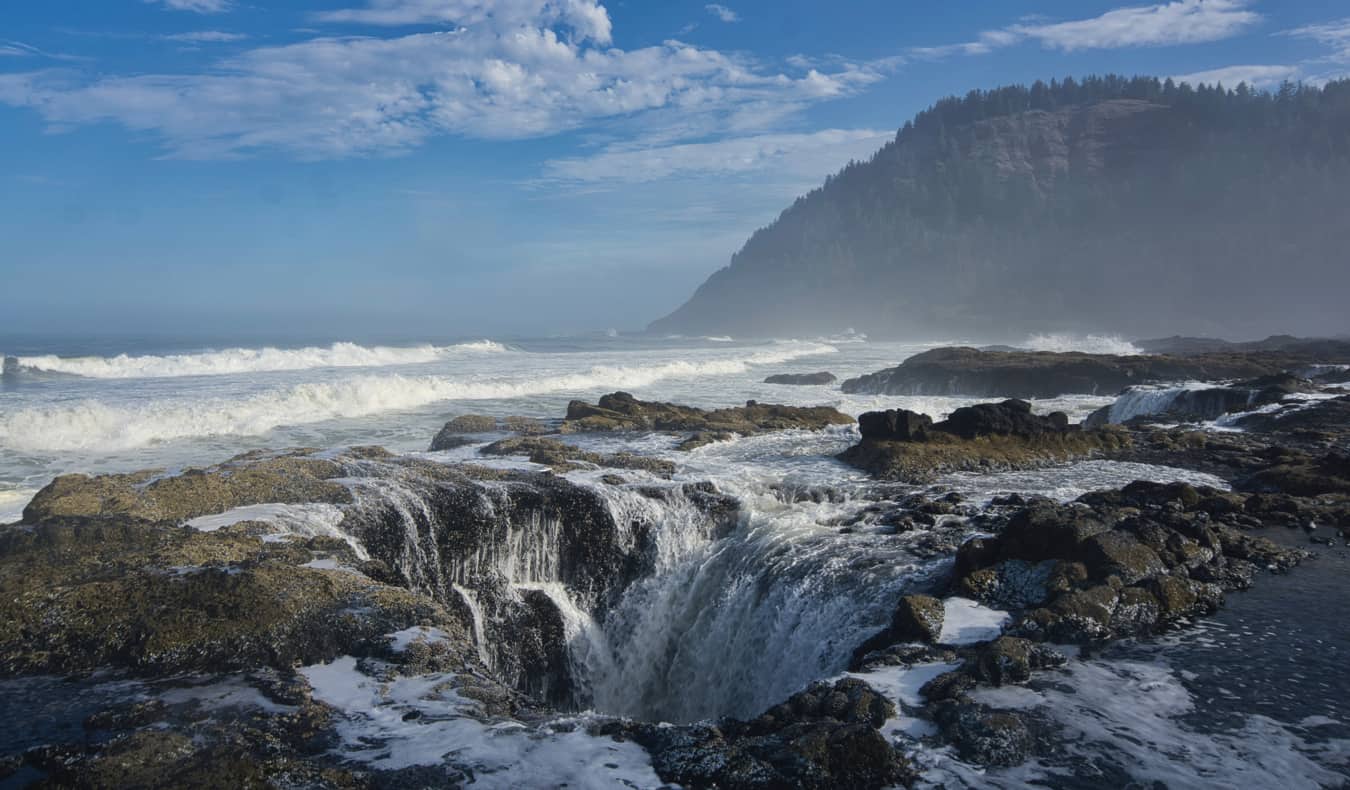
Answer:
xmin=1085 ymin=373 xmax=1321 ymax=427
xmin=479 ymin=436 xmax=677 ymax=477
xmin=607 ymin=678 xmax=914 ymax=790
xmin=929 ymin=701 xmax=1038 ymax=767
xmin=850 ymin=593 xmax=946 ymax=664
xmin=839 ymin=347 xmax=1327 ymax=399
xmin=840 ymin=400 xmax=1127 ymax=482
xmin=22 ymin=449 xmax=356 ymax=525
xmin=858 ymin=410 xmax=933 ymax=442
xmin=0 ymin=520 xmax=469 ymax=676
xmin=560 ymin=392 xmax=855 ymax=442
xmin=946 ymin=481 xmax=1307 ymax=644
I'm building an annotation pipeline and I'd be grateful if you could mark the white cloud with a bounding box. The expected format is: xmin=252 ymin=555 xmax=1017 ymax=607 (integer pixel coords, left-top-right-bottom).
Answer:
xmin=162 ymin=31 xmax=249 ymax=43
xmin=1172 ymin=64 xmax=1299 ymax=87
xmin=914 ymin=0 xmax=1261 ymax=58
xmin=147 ymin=0 xmax=234 ymax=13
xmin=1283 ymin=18 xmax=1350 ymax=63
xmin=0 ymin=3 xmax=888 ymax=160
xmin=541 ymin=128 xmax=890 ymax=184
xmin=706 ymin=4 xmax=739 ymax=23
xmin=316 ymin=0 xmax=613 ymax=43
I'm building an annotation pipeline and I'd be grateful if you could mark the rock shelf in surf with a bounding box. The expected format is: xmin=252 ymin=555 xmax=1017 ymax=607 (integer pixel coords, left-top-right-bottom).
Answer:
xmin=839 ymin=399 xmax=1129 ymax=482
xmin=842 ymin=343 xmax=1350 ymax=399
xmin=560 ymin=391 xmax=855 ymax=445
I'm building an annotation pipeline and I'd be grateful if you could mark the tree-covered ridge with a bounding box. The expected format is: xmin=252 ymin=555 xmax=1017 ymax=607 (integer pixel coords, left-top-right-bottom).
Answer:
xmin=651 ymin=75 xmax=1350 ymax=339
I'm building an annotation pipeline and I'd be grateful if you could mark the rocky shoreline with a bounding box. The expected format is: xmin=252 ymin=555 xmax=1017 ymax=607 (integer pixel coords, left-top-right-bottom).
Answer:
xmin=2 ymin=364 xmax=1347 ymax=787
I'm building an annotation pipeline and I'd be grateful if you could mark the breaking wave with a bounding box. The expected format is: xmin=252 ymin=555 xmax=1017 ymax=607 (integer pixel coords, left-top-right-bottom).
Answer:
xmin=1022 ymin=333 xmax=1141 ymax=356
xmin=7 ymin=340 xmax=510 ymax=380
xmin=0 ymin=343 xmax=837 ymax=452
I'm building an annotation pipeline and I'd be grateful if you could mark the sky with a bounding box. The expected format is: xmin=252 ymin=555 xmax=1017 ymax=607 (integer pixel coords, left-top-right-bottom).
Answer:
xmin=2 ymin=0 xmax=1348 ymax=339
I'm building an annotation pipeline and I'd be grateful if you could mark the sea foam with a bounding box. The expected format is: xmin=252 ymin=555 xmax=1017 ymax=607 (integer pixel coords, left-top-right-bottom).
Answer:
xmin=9 ymin=340 xmax=509 ymax=379
xmin=1021 ymin=333 xmax=1141 ymax=356
xmin=0 ymin=343 xmax=838 ymax=452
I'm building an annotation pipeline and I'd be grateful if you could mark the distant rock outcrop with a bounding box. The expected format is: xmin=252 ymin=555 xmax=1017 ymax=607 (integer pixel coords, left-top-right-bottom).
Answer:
xmin=650 ymin=77 xmax=1350 ymax=339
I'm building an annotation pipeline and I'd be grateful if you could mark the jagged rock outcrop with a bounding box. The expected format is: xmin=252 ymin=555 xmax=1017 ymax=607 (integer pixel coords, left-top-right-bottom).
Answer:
xmin=840 ymin=400 xmax=1127 ymax=481
xmin=560 ymin=391 xmax=854 ymax=447
xmin=1085 ymin=373 xmax=1319 ymax=426
xmin=949 ymin=481 xmax=1307 ymax=643
xmin=603 ymin=678 xmax=913 ymax=789
xmin=4 ymin=448 xmax=742 ymax=708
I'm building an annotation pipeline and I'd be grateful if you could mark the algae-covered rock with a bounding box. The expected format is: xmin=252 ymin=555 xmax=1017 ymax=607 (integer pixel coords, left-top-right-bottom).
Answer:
xmin=479 ymin=436 xmax=676 ymax=476
xmin=559 ymin=391 xmax=854 ymax=444
xmin=23 ymin=449 xmax=354 ymax=525
xmin=611 ymin=678 xmax=913 ymax=790
xmin=840 ymin=400 xmax=1129 ymax=482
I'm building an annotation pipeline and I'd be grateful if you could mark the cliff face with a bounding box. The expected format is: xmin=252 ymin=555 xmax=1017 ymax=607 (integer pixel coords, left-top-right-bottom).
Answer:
xmin=650 ymin=78 xmax=1350 ymax=340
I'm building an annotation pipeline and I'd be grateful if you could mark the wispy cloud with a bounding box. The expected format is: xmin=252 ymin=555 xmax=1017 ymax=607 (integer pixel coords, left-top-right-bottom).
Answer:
xmin=706 ymin=4 xmax=740 ymax=23
xmin=162 ymin=31 xmax=248 ymax=43
xmin=0 ymin=1 xmax=889 ymax=160
xmin=1176 ymin=15 xmax=1350 ymax=91
xmin=315 ymin=0 xmax=613 ymax=43
xmin=1283 ymin=17 xmax=1350 ymax=62
xmin=541 ymin=128 xmax=889 ymax=185
xmin=914 ymin=0 xmax=1261 ymax=59
xmin=146 ymin=0 xmax=234 ymax=13
xmin=0 ymin=40 xmax=89 ymax=62
xmin=1172 ymin=64 xmax=1299 ymax=87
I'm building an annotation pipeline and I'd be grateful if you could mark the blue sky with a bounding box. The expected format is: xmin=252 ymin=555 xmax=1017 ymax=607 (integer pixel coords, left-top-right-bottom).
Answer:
xmin=2 ymin=0 xmax=1348 ymax=338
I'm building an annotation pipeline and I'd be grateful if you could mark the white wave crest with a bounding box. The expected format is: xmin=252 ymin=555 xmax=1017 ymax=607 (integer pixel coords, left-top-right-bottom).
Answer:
xmin=0 ymin=343 xmax=838 ymax=452
xmin=1022 ymin=333 xmax=1141 ymax=356
xmin=10 ymin=340 xmax=510 ymax=379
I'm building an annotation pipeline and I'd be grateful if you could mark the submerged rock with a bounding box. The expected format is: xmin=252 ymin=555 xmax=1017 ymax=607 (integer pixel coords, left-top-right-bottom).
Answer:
xmin=479 ymin=435 xmax=676 ymax=477
xmin=764 ymin=372 xmax=838 ymax=385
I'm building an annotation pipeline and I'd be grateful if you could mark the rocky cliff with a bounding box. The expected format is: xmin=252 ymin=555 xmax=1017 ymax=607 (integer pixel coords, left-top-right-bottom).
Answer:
xmin=650 ymin=76 xmax=1350 ymax=339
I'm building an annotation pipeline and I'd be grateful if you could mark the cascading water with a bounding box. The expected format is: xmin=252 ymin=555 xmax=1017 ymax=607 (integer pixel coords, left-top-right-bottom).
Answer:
xmin=579 ymin=488 xmax=948 ymax=722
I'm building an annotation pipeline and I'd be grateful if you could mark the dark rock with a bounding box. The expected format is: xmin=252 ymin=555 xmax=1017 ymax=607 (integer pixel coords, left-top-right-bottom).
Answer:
xmin=858 ymin=409 xmax=933 ymax=441
xmin=559 ymin=391 xmax=854 ymax=443
xmin=931 ymin=701 xmax=1036 ymax=767
xmin=480 ymin=436 xmax=677 ymax=477
xmin=430 ymin=415 xmax=498 ymax=449
xmin=935 ymin=399 xmax=1067 ymax=440
xmin=891 ymin=594 xmax=945 ymax=644
xmin=1080 ymin=531 xmax=1166 ymax=584
xmin=840 ymin=347 xmax=1327 ymax=399
xmin=764 ymin=372 xmax=838 ymax=385
xmin=619 ymin=678 xmax=913 ymax=790
xmin=968 ymin=637 xmax=1065 ymax=686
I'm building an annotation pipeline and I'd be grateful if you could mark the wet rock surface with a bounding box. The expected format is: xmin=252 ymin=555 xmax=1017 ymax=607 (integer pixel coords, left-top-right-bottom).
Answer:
xmin=605 ymin=678 xmax=914 ymax=790
xmin=842 ymin=345 xmax=1350 ymax=398
xmin=559 ymin=391 xmax=854 ymax=441
xmin=840 ymin=400 xmax=1129 ymax=482
xmin=764 ymin=372 xmax=838 ymax=385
